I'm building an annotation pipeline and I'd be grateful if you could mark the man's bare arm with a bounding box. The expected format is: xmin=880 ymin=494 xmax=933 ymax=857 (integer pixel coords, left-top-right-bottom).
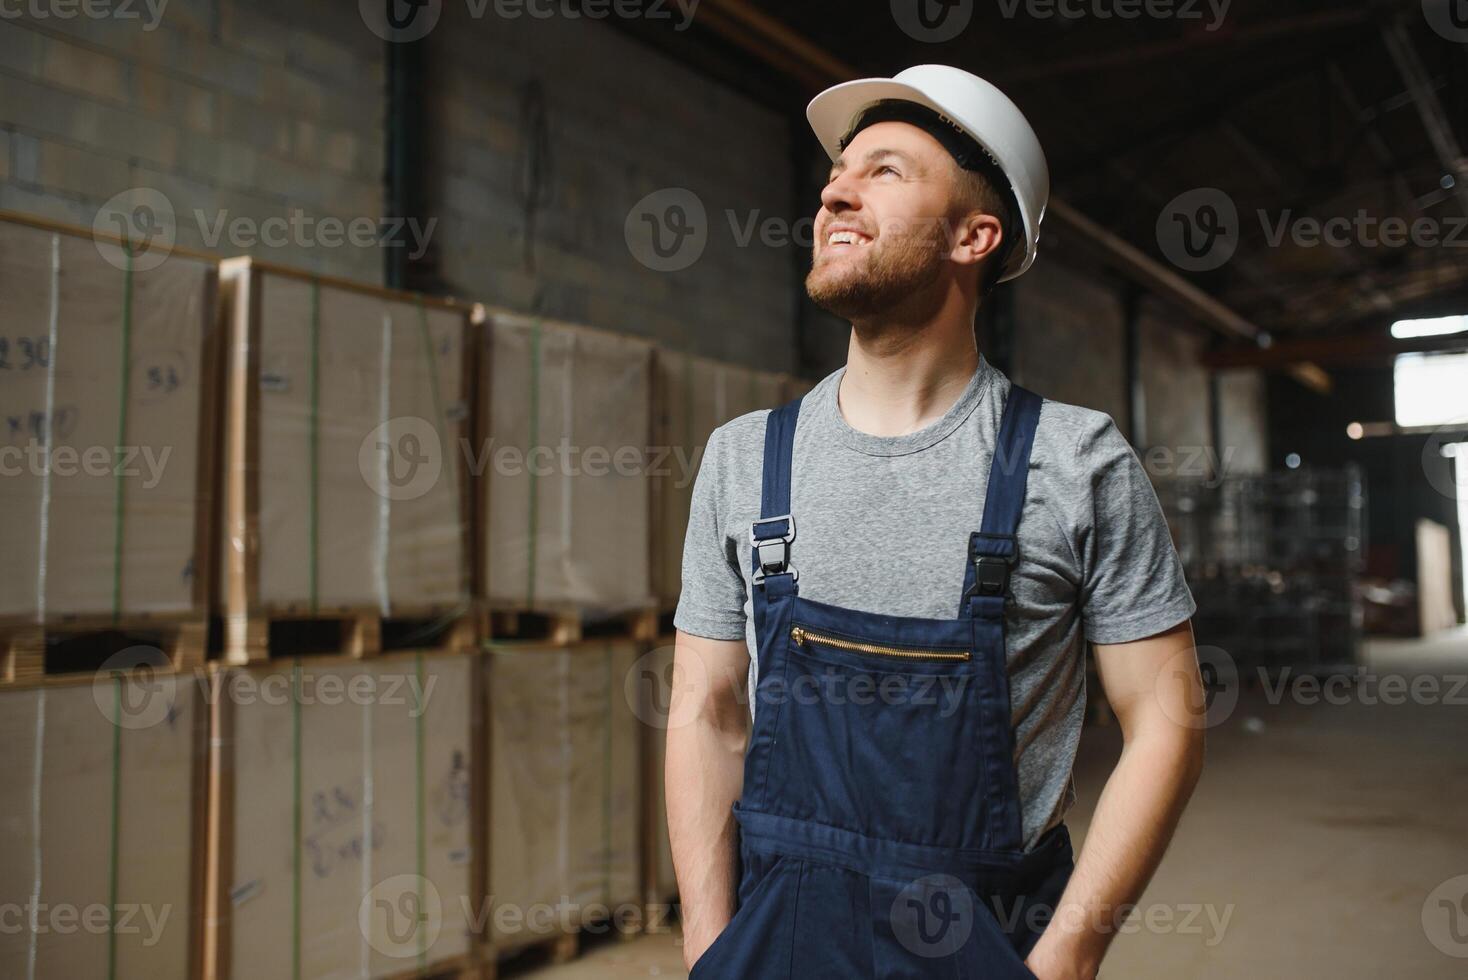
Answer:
xmin=1026 ymin=621 xmax=1207 ymax=980
xmin=666 ymin=629 xmax=751 ymax=971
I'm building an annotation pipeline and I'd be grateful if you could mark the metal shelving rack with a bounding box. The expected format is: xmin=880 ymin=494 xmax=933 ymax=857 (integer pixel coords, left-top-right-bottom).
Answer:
xmin=1156 ymin=466 xmax=1366 ymax=678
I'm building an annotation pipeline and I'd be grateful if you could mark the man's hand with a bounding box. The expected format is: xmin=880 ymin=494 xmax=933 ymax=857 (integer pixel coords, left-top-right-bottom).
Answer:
xmin=666 ymin=630 xmax=752 ymax=972
xmin=1025 ymin=620 xmax=1206 ymax=977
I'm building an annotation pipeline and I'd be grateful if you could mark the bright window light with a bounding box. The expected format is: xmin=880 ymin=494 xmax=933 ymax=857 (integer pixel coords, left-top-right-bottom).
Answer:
xmin=1395 ymin=352 xmax=1468 ymax=427
xmin=1391 ymin=315 xmax=1468 ymax=339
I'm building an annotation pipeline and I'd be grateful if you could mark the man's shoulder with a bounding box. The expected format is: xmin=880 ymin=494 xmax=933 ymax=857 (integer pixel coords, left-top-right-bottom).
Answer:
xmin=1029 ymin=394 xmax=1134 ymax=472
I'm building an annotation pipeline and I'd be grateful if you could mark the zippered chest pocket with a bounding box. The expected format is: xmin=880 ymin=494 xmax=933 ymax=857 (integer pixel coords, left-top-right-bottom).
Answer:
xmin=788 ymin=625 xmax=971 ymax=664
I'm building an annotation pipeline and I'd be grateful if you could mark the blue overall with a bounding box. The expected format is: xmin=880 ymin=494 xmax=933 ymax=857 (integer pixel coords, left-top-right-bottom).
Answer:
xmin=689 ymin=384 xmax=1075 ymax=979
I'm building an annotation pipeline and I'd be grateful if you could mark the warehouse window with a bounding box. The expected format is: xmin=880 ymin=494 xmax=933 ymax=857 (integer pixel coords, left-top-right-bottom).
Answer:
xmin=1394 ymin=351 xmax=1468 ymax=428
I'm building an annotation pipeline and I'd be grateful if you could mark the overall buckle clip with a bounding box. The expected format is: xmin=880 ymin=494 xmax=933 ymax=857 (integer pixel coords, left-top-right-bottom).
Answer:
xmin=965 ymin=533 xmax=1016 ymax=601
xmin=750 ymin=514 xmax=797 ymax=585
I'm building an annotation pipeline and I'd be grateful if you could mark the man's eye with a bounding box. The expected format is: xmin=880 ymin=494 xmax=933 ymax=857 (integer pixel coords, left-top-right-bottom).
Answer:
xmin=875 ymin=165 xmax=899 ymax=177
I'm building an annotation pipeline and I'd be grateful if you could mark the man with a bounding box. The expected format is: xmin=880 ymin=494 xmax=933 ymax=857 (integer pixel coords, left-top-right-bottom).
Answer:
xmin=666 ymin=65 xmax=1205 ymax=979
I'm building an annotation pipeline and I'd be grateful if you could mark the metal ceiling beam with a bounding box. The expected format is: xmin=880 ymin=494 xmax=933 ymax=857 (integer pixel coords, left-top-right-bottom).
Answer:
xmin=1203 ymin=328 xmax=1468 ymax=369
xmin=1380 ymin=16 xmax=1468 ymax=215
xmin=1004 ymin=9 xmax=1372 ymax=82
xmin=696 ymin=0 xmax=1331 ymax=393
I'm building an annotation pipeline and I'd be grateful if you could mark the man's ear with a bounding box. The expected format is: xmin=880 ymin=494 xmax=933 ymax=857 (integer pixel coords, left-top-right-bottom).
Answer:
xmin=951 ymin=210 xmax=1004 ymax=272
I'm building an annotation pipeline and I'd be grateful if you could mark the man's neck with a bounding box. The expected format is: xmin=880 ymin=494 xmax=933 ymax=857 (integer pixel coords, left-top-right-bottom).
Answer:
xmin=838 ymin=313 xmax=981 ymax=439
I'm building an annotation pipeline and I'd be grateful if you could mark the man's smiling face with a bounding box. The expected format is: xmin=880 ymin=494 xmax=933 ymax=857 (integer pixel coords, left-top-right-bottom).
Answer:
xmin=805 ymin=120 xmax=977 ymax=320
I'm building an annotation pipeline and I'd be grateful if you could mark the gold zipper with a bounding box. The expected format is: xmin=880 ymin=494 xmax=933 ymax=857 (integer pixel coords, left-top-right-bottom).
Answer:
xmin=789 ymin=626 xmax=971 ymax=662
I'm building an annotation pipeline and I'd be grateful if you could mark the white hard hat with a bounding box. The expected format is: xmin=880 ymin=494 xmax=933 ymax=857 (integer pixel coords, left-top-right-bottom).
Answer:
xmin=807 ymin=65 xmax=1050 ymax=282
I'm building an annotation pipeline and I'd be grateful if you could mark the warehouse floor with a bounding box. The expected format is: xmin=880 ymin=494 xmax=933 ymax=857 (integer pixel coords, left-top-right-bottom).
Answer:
xmin=520 ymin=629 xmax=1468 ymax=979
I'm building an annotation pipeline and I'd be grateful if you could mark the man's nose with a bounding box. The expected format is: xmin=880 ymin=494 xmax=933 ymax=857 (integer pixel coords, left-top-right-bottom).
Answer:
xmin=819 ymin=171 xmax=861 ymax=215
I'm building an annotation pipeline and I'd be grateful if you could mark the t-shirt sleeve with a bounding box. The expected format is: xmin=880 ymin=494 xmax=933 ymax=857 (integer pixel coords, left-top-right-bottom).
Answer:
xmin=672 ymin=425 xmax=749 ymax=641
xmin=1077 ymin=418 xmax=1197 ymax=644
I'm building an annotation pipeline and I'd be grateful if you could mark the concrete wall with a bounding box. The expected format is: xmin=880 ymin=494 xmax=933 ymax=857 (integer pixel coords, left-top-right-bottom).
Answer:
xmin=1217 ymin=369 xmax=1268 ymax=475
xmin=1010 ymin=256 xmax=1129 ymax=426
xmin=1138 ymin=296 xmax=1211 ymax=456
xmin=427 ymin=6 xmax=798 ymax=366
xmin=0 ymin=1 xmax=385 ymax=282
xmin=1009 ymin=257 xmax=1268 ymax=479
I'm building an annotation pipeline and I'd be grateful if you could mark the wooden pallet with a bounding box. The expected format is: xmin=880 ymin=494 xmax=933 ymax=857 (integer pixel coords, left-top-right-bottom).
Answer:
xmin=0 ymin=615 xmax=207 ymax=686
xmin=219 ymin=257 xmax=481 ymax=668
xmin=382 ymin=953 xmax=487 ymax=980
xmin=480 ymin=605 xmax=659 ymax=646
xmin=484 ymin=905 xmax=645 ymax=979
xmin=205 ymin=652 xmax=486 ymax=980
xmin=223 ymin=604 xmax=478 ymax=664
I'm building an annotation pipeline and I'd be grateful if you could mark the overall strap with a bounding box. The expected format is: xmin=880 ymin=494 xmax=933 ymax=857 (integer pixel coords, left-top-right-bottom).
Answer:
xmin=966 ymin=384 xmax=1043 ymax=614
xmin=750 ymin=395 xmax=803 ymax=585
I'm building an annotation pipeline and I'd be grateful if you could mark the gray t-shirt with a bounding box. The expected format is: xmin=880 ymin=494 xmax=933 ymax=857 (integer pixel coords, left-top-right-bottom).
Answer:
xmin=672 ymin=356 xmax=1196 ymax=851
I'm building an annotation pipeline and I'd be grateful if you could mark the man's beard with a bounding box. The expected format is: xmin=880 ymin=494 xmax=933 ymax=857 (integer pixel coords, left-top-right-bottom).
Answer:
xmin=804 ymin=222 xmax=947 ymax=320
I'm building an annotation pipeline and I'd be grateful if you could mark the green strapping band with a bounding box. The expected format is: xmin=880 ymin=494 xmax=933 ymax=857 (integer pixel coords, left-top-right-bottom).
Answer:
xmin=110 ymin=252 xmax=134 ymax=622
xmin=416 ymin=299 xmax=464 ymax=599
xmin=526 ymin=319 xmax=542 ymax=609
xmin=308 ymin=281 xmax=321 ymax=615
xmin=602 ymin=645 xmax=613 ymax=905
xmin=415 ymin=652 xmax=428 ymax=970
xmin=291 ymin=662 xmax=303 ymax=980
xmin=106 ymin=676 xmax=122 ymax=980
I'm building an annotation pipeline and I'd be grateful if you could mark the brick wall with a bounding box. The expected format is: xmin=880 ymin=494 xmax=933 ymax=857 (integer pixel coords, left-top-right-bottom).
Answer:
xmin=425 ymin=5 xmax=798 ymax=367
xmin=0 ymin=0 xmax=385 ymax=282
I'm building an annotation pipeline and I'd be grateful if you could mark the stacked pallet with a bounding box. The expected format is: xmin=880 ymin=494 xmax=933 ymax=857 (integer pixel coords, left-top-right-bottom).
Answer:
xmin=0 ymin=205 xmax=822 ymax=979
xmin=639 ymin=639 xmax=679 ymax=911
xmin=205 ymin=652 xmax=479 ymax=980
xmin=650 ymin=351 xmax=790 ymax=610
xmin=219 ymin=259 xmax=478 ymax=663
xmin=0 ymin=674 xmax=207 ymax=978
xmin=0 ymin=213 xmax=218 ymax=679
xmin=482 ymin=314 xmax=655 ymax=633
xmin=485 ymin=640 xmax=644 ymax=968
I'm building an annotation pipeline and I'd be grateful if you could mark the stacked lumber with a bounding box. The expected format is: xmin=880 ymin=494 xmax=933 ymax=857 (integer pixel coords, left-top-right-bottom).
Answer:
xmin=482 ymin=315 xmax=654 ymax=619
xmin=205 ymin=653 xmax=480 ymax=980
xmin=486 ymin=640 xmax=643 ymax=962
xmin=0 ymin=674 xmax=207 ymax=978
xmin=219 ymin=259 xmax=478 ymax=664
xmin=0 ymin=213 xmax=218 ymax=680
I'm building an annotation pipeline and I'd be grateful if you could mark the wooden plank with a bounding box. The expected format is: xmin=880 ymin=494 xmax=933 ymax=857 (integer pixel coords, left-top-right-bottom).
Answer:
xmin=220 ymin=259 xmax=477 ymax=658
